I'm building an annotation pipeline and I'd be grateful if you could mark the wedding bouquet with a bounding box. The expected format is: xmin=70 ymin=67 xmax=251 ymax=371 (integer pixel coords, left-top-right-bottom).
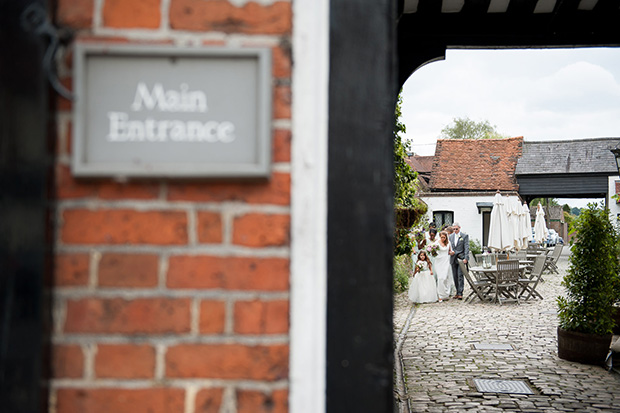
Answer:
xmin=409 ymin=228 xmax=426 ymax=244
xmin=426 ymin=244 xmax=439 ymax=257
xmin=414 ymin=262 xmax=425 ymax=273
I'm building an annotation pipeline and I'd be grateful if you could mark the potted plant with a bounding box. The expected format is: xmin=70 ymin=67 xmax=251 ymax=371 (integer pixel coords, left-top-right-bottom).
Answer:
xmin=557 ymin=204 xmax=620 ymax=365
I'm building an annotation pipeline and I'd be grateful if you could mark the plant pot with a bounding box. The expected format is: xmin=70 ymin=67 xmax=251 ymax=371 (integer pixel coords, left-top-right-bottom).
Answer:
xmin=612 ymin=306 xmax=620 ymax=335
xmin=557 ymin=327 xmax=612 ymax=365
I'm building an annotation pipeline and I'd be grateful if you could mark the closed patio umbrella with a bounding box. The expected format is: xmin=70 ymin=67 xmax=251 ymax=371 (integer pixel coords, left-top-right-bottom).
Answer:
xmin=507 ymin=197 xmax=524 ymax=250
xmin=488 ymin=192 xmax=513 ymax=251
xmin=534 ymin=203 xmax=548 ymax=244
xmin=521 ymin=202 xmax=532 ymax=247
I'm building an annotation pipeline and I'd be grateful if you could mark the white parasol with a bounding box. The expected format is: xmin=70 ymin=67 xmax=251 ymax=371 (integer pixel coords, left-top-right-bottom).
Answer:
xmin=521 ymin=202 xmax=532 ymax=247
xmin=507 ymin=197 xmax=524 ymax=250
xmin=533 ymin=203 xmax=549 ymax=244
xmin=487 ymin=192 xmax=513 ymax=251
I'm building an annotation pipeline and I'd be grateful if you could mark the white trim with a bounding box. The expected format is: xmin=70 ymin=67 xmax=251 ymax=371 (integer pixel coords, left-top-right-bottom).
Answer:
xmin=290 ymin=0 xmax=329 ymax=411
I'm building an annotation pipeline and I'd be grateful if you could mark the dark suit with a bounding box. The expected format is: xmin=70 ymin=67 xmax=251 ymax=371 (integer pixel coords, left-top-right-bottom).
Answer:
xmin=449 ymin=231 xmax=469 ymax=296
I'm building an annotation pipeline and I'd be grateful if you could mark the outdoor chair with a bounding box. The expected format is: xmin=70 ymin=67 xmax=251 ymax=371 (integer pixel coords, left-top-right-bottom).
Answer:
xmin=543 ymin=244 xmax=563 ymax=274
xmin=496 ymin=253 xmax=508 ymax=262
xmin=527 ymin=242 xmax=541 ymax=251
xmin=513 ymin=250 xmax=533 ymax=273
xmin=458 ymin=259 xmax=493 ymax=303
xmin=495 ymin=259 xmax=520 ymax=305
xmin=518 ymin=255 xmax=545 ymax=301
xmin=513 ymin=250 xmax=527 ymax=261
xmin=527 ymin=243 xmax=548 ymax=255
xmin=468 ymin=251 xmax=477 ymax=265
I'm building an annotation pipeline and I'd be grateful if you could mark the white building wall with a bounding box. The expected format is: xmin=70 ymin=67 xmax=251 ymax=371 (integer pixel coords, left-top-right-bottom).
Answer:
xmin=421 ymin=194 xmax=522 ymax=246
xmin=607 ymin=175 xmax=620 ymax=219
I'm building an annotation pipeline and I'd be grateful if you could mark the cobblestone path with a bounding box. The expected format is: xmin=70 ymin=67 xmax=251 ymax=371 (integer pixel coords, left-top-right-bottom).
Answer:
xmin=394 ymin=252 xmax=620 ymax=412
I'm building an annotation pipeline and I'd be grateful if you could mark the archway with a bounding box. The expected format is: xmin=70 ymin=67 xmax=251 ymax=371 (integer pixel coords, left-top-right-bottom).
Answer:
xmin=326 ymin=1 xmax=620 ymax=411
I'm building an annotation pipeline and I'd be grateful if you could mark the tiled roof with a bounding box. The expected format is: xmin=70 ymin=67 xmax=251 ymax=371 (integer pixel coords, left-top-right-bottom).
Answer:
xmin=515 ymin=138 xmax=620 ymax=175
xmin=429 ymin=137 xmax=523 ymax=192
xmin=406 ymin=155 xmax=434 ymax=173
xmin=406 ymin=155 xmax=434 ymax=190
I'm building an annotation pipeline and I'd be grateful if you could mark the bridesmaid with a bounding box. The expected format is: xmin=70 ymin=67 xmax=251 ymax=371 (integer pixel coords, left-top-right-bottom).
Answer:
xmin=408 ymin=251 xmax=439 ymax=303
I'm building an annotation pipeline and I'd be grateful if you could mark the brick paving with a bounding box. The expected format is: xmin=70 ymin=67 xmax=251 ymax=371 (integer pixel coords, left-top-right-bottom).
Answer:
xmin=394 ymin=251 xmax=620 ymax=412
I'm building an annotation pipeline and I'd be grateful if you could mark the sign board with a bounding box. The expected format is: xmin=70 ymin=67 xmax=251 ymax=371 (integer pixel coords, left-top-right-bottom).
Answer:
xmin=72 ymin=44 xmax=272 ymax=177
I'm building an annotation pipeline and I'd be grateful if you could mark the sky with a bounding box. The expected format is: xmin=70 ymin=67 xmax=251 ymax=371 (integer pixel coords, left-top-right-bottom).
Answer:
xmin=400 ymin=47 xmax=620 ymax=208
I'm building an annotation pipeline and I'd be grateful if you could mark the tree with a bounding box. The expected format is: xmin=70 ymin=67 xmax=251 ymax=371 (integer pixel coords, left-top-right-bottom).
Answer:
xmin=440 ymin=117 xmax=508 ymax=140
xmin=529 ymin=198 xmax=559 ymax=208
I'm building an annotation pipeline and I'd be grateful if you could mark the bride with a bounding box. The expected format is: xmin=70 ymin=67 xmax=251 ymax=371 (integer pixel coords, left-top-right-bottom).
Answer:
xmin=435 ymin=231 xmax=456 ymax=301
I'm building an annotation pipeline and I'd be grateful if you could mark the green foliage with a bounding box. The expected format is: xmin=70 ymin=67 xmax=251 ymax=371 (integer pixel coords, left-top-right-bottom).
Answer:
xmin=469 ymin=238 xmax=482 ymax=256
xmin=440 ymin=117 xmax=508 ymax=140
xmin=529 ymin=198 xmax=559 ymax=207
xmin=393 ymin=94 xmax=420 ymax=209
xmin=562 ymin=204 xmax=571 ymax=213
xmin=563 ymin=210 xmax=575 ymax=229
xmin=570 ymin=207 xmax=581 ymax=216
xmin=394 ymin=228 xmax=413 ymax=257
xmin=393 ymin=93 xmax=427 ymax=256
xmin=393 ymin=254 xmax=411 ymax=293
xmin=557 ymin=204 xmax=620 ymax=335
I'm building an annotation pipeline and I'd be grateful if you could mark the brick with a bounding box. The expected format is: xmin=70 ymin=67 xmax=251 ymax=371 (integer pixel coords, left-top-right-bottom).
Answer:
xmin=169 ymin=0 xmax=291 ymax=35
xmin=64 ymin=298 xmax=191 ymax=334
xmin=56 ymin=388 xmax=185 ymax=413
xmin=167 ymin=172 xmax=290 ymax=205
xmin=237 ymin=389 xmax=288 ymax=413
xmin=199 ymin=300 xmax=226 ymax=334
xmin=56 ymin=165 xmax=160 ymax=200
xmin=57 ymin=77 xmax=73 ymax=111
xmin=52 ymin=345 xmax=84 ymax=378
xmin=95 ymin=344 xmax=155 ymax=378
xmin=54 ymin=253 xmax=89 ymax=287
xmin=166 ymin=344 xmax=288 ymax=380
xmin=56 ymin=165 xmax=92 ymax=199
xmin=98 ymin=253 xmax=159 ymax=288
xmin=194 ymin=388 xmax=224 ymax=413
xmin=273 ymin=129 xmax=291 ymax=163
xmin=272 ymin=45 xmax=291 ymax=79
xmin=234 ymin=300 xmax=289 ymax=335
xmin=167 ymin=256 xmax=289 ymax=291
xmin=274 ymin=85 xmax=291 ymax=119
xmin=196 ymin=211 xmax=223 ymax=244
xmin=61 ymin=209 xmax=188 ymax=245
xmin=233 ymin=213 xmax=290 ymax=247
xmin=57 ymin=0 xmax=94 ymax=28
xmin=57 ymin=119 xmax=72 ymax=156
xmin=103 ymin=0 xmax=161 ymax=29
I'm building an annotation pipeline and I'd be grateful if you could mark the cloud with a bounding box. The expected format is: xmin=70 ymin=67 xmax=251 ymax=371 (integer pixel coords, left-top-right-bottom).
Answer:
xmin=401 ymin=48 xmax=620 ymax=155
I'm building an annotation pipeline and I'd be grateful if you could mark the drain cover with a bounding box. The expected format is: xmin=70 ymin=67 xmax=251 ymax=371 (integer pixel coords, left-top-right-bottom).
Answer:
xmin=474 ymin=379 xmax=534 ymax=395
xmin=473 ymin=343 xmax=513 ymax=350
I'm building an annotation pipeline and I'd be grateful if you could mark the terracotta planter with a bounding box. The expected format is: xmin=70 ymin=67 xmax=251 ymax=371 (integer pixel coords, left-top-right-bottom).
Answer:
xmin=557 ymin=327 xmax=612 ymax=365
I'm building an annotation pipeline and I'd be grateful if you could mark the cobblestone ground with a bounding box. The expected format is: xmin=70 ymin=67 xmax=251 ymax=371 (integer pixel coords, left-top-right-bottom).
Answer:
xmin=394 ymin=251 xmax=620 ymax=412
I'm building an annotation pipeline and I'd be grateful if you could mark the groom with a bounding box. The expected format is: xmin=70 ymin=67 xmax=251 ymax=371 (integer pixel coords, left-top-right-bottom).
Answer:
xmin=448 ymin=222 xmax=469 ymax=300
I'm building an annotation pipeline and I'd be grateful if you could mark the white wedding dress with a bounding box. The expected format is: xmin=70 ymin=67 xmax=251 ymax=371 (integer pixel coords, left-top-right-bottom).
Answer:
xmin=408 ymin=260 xmax=438 ymax=303
xmin=435 ymin=242 xmax=456 ymax=300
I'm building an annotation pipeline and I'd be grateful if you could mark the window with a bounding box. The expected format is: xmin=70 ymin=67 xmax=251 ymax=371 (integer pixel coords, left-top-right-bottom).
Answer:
xmin=433 ymin=211 xmax=453 ymax=229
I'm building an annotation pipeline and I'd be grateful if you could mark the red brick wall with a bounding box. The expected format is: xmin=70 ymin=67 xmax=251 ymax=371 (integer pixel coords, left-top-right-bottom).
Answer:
xmin=52 ymin=1 xmax=291 ymax=412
